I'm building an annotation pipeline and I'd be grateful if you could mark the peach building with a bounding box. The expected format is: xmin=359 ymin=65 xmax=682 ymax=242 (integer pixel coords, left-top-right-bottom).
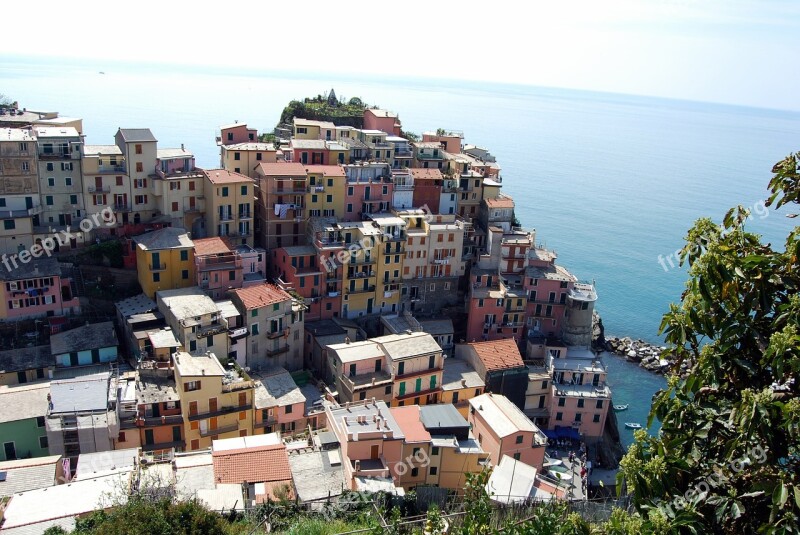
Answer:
xmin=193 ymin=236 xmax=266 ymax=300
xmin=390 ymin=405 xmax=431 ymax=489
xmin=363 ymin=109 xmax=401 ymax=136
xmin=327 ymin=339 xmax=393 ymax=405
xmin=325 ymin=399 xmax=405 ymax=489
xmin=468 ymin=393 xmax=547 ymax=470
xmin=0 ymin=257 xmax=80 ymax=320
xmin=252 ymin=368 xmax=306 ymax=435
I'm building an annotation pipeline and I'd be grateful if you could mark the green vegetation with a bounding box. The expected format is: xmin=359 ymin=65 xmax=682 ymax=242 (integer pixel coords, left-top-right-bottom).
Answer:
xmin=0 ymin=93 xmax=12 ymax=107
xmin=278 ymin=90 xmax=372 ymax=128
xmin=618 ymin=152 xmax=800 ymax=533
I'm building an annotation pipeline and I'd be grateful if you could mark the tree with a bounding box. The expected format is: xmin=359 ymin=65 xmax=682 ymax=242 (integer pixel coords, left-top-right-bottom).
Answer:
xmin=0 ymin=93 xmax=12 ymax=107
xmin=618 ymin=152 xmax=800 ymax=534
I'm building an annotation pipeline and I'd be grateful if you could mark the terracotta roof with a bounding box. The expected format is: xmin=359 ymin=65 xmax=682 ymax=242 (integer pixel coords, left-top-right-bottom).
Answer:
xmin=193 ymin=237 xmax=232 ymax=256
xmin=390 ymin=405 xmax=431 ymax=443
xmin=203 ymin=168 xmax=254 ymax=184
xmin=212 ymin=444 xmax=292 ymax=484
xmin=467 ymin=338 xmax=525 ymax=372
xmin=257 ymin=162 xmax=307 ymax=177
xmin=410 ymin=168 xmax=443 ymax=180
xmin=230 ymin=283 xmax=291 ymax=310
xmin=485 ymin=198 xmax=514 ymax=209
xmin=303 ymin=165 xmax=346 ymax=176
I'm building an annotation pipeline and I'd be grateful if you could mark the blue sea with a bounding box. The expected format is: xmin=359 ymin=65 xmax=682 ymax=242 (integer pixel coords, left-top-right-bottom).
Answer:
xmin=4 ymin=58 xmax=799 ymax=447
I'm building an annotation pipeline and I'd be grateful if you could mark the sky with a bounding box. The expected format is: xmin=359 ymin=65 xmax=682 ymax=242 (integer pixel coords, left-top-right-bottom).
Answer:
xmin=5 ymin=0 xmax=800 ymax=111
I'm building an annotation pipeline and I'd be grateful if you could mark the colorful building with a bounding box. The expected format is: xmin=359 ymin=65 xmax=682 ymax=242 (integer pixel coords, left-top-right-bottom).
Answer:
xmin=0 ymin=382 xmax=51 ymax=461
xmin=468 ymin=393 xmax=547 ymax=470
xmin=0 ymin=257 xmax=80 ymax=321
xmin=50 ymin=321 xmax=118 ymax=369
xmin=0 ymin=127 xmax=40 ymax=256
xmin=173 ymin=350 xmax=255 ymax=450
xmin=152 ymin=147 xmax=206 ymax=233
xmin=203 ymin=169 xmax=255 ymax=247
xmin=363 ymin=109 xmax=401 ymax=136
xmin=252 ymin=368 xmax=306 ymax=435
xmin=255 ymin=162 xmax=307 ymax=250
xmin=134 ymin=227 xmax=195 ymax=298
xmin=193 ymin=237 xmax=266 ymax=300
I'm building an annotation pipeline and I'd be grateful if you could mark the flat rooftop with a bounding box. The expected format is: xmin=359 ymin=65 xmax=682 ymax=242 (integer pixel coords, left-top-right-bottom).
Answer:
xmin=373 ymin=332 xmax=441 ymax=361
xmin=0 ymin=382 xmax=50 ymax=424
xmin=441 ymin=358 xmax=484 ymax=391
xmin=49 ymin=372 xmax=110 ymax=414
xmin=157 ymin=287 xmax=220 ymax=322
xmin=253 ymin=368 xmax=306 ymax=409
xmin=174 ymin=351 xmax=226 ymax=378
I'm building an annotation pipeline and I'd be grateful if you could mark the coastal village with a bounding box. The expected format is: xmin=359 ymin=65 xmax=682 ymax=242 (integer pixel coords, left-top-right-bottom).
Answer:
xmin=0 ymin=96 xmax=621 ymax=532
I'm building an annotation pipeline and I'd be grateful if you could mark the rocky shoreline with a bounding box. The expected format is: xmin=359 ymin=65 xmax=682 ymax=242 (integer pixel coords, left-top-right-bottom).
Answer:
xmin=591 ymin=314 xmax=687 ymax=375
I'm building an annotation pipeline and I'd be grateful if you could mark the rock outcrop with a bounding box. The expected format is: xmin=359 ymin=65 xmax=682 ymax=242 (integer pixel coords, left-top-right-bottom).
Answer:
xmin=604 ymin=336 xmax=691 ymax=376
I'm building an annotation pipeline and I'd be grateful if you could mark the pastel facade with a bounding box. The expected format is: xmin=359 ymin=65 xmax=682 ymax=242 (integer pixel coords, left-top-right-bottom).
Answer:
xmin=193 ymin=237 xmax=266 ymax=300
xmin=252 ymin=368 xmax=306 ymax=435
xmin=0 ymin=382 xmax=51 ymax=461
xmin=152 ymin=147 xmax=206 ymax=233
xmin=34 ymin=126 xmax=85 ymax=238
xmin=255 ymin=162 xmax=308 ymax=250
xmin=293 ymin=118 xmax=336 ymax=141
xmin=173 ymin=351 xmax=255 ymax=450
xmin=134 ymin=227 xmax=195 ymax=299
xmin=156 ymin=287 xmax=231 ymax=359
xmin=50 ymin=321 xmax=118 ymax=368
xmin=0 ymin=257 xmax=80 ymax=320
xmin=221 ymin=143 xmax=277 ymax=178
xmin=218 ymin=123 xmax=258 ymax=146
xmin=468 ymin=393 xmax=547 ymax=470
xmin=115 ymin=128 xmax=158 ymax=223
xmin=229 ymin=283 xmax=304 ymax=372
xmin=0 ymin=128 xmax=40 ymax=255
xmin=363 ymin=109 xmax=401 ymax=136
xmin=328 ymin=339 xmax=393 ymax=405
xmin=203 ymin=169 xmax=255 ymax=247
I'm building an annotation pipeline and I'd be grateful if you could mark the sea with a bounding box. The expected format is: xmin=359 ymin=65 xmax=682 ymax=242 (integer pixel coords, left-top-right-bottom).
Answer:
xmin=4 ymin=57 xmax=799 ymax=447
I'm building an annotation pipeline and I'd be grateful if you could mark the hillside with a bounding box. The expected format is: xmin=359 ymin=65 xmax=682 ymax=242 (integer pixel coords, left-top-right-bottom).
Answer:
xmin=278 ymin=90 xmax=370 ymax=127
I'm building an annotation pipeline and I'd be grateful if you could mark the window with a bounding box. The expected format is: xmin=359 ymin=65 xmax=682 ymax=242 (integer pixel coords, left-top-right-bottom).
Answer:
xmin=46 ymin=162 xmax=53 ymax=171
xmin=65 ymin=177 xmax=72 ymax=186
xmin=513 ymin=452 xmax=521 ymax=461
xmin=593 ymin=414 xmax=601 ymax=423
xmin=181 ymin=269 xmax=189 ymax=280
xmin=135 ymin=144 xmax=142 ymax=154
xmin=45 ymin=196 xmax=53 ymax=206
xmin=430 ymin=466 xmax=438 ymax=475
xmin=251 ymin=309 xmax=258 ymax=318
xmin=70 ymin=194 xmax=78 ymax=205
xmin=184 ymin=380 xmax=201 ymax=392
xmin=170 ymin=181 xmax=181 ymax=190
xmin=256 ymin=153 xmax=262 ymax=161
xmin=285 ymin=404 xmax=293 ymax=414
xmin=189 ymin=181 xmax=195 ymax=191
xmin=116 ymin=175 xmax=124 ymax=186
xmin=135 ymin=195 xmax=148 ymax=205
xmin=234 ymin=152 xmax=241 ymax=161
xmin=411 ymin=467 xmax=419 ymax=477
xmin=153 ymin=273 xmax=160 ymax=282
xmin=134 ymin=178 xmax=147 ymax=189
xmin=4 ymin=220 xmax=16 ymax=230
xmin=36 ymin=416 xmax=45 ymax=428
xmin=22 ymin=161 xmax=29 ymax=172
xmin=47 ymin=177 xmax=55 ymax=187
xmin=222 ymin=187 xmax=229 ymax=197
xmin=172 ymin=201 xmax=179 ymax=212
xmin=385 ymin=385 xmax=392 ymax=395
xmin=39 ymin=436 xmax=48 ymax=449
xmin=452 ymin=391 xmax=459 ymax=403
xmin=227 ymin=132 xmax=234 ymax=141
xmin=515 ymin=435 xmax=523 ymax=444
xmin=398 ymin=362 xmax=404 ymax=375
xmin=575 ymin=413 xmax=582 ymax=422
xmin=136 ymin=162 xmax=143 ymax=172
xmin=577 ymin=399 xmax=585 ymax=408
xmin=596 ymin=400 xmax=604 ymax=409
xmin=180 ymin=250 xmax=189 ymax=261
xmin=241 ymin=185 xmax=247 ymax=195
xmin=556 ymin=412 xmax=563 ymax=421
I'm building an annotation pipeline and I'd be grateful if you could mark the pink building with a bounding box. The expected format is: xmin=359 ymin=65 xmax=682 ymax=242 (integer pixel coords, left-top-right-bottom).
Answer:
xmin=325 ymin=399 xmax=405 ymax=489
xmin=421 ymin=131 xmax=463 ymax=155
xmin=0 ymin=257 xmax=80 ymax=320
xmin=252 ymin=368 xmax=307 ymax=435
xmin=272 ymin=244 xmax=340 ymax=322
xmin=193 ymin=237 xmax=266 ymax=300
xmin=363 ymin=109 xmax=401 ymax=136
xmin=468 ymin=393 xmax=547 ymax=470
xmin=523 ymin=248 xmax=574 ymax=338
xmin=218 ymin=123 xmax=258 ymax=146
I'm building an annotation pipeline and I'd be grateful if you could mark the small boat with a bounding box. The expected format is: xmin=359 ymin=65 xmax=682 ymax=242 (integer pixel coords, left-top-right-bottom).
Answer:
xmin=613 ymin=404 xmax=629 ymax=411
xmin=625 ymin=422 xmax=642 ymax=429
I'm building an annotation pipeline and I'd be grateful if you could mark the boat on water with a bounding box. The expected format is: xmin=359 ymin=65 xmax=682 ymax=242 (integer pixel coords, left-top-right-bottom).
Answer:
xmin=625 ymin=422 xmax=642 ymax=429
xmin=613 ymin=404 xmax=629 ymax=411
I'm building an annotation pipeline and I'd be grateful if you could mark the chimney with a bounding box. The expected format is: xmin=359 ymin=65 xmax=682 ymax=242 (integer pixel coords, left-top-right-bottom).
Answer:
xmin=181 ymin=143 xmax=185 ymax=151
xmin=345 ymin=336 xmax=351 ymax=344
xmin=461 ymin=379 xmax=467 ymax=387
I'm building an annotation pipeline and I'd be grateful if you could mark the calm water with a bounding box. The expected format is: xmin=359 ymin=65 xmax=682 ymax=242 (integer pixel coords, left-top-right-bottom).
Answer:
xmin=4 ymin=58 xmax=799 ymax=447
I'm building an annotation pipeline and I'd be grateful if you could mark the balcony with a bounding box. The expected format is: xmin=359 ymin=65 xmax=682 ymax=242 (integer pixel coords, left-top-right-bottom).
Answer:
xmin=307 ymin=185 xmax=325 ymax=193
xmin=394 ymin=150 xmax=413 ymax=158
xmin=430 ymin=257 xmax=452 ymax=265
xmin=267 ymin=329 xmax=286 ymax=340
xmin=142 ymin=440 xmax=185 ymax=452
xmin=142 ymin=414 xmax=184 ymax=427
xmin=347 ymin=285 xmax=376 ymax=295
xmin=113 ymin=203 xmax=132 ymax=212
xmin=149 ymin=262 xmax=166 ymax=271
xmin=88 ymin=185 xmax=111 ymax=193
xmin=266 ymin=345 xmax=290 ymax=357
xmin=349 ymin=256 xmax=376 ymax=265
xmin=219 ymin=212 xmax=234 ymax=221
xmin=198 ymin=255 xmax=241 ymax=271
xmin=97 ymin=164 xmax=127 ymax=173
xmin=254 ymin=416 xmax=279 ymax=429
xmin=416 ymin=152 xmax=443 ymax=160
xmin=199 ymin=422 xmax=240 ymax=437
xmin=196 ymin=322 xmax=226 ymax=339
xmin=2 ymin=206 xmax=43 ymax=218
xmin=315 ymin=237 xmax=344 ymax=250
xmin=341 ymin=371 xmax=393 ymax=393
xmin=393 ymin=182 xmax=414 ymax=191
xmin=348 ymin=270 xmax=375 ymax=280
xmin=189 ymin=403 xmax=253 ymax=422
xmin=227 ymin=230 xmax=252 ymax=238
xmin=383 ymin=232 xmax=406 ymax=242
xmin=238 ymin=211 xmax=252 ymax=219
xmin=275 ymin=185 xmax=307 ymax=195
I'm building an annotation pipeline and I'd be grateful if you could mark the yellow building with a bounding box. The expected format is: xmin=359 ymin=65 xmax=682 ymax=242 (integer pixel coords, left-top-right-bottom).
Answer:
xmin=82 ymin=144 xmax=131 ymax=229
xmin=221 ymin=142 xmax=277 ymax=179
xmin=339 ymin=221 xmax=381 ymax=318
xmin=134 ymin=227 xmax=195 ymax=298
xmin=203 ymin=168 xmax=255 ymax=247
xmin=173 ymin=351 xmax=255 ymax=450
xmin=292 ymin=118 xmax=336 ymax=140
xmin=304 ymin=165 xmax=346 ymax=220
xmin=368 ymin=214 xmax=407 ymax=315
xmin=153 ymin=148 xmax=206 ymax=232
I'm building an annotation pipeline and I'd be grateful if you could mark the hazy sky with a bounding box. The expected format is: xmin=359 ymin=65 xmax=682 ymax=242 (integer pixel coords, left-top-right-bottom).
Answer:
xmin=6 ymin=0 xmax=800 ymax=110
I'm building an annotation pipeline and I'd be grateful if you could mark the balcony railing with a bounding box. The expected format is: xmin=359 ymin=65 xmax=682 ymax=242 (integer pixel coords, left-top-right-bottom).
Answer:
xmin=219 ymin=212 xmax=234 ymax=221
xmin=266 ymin=345 xmax=290 ymax=357
xmin=149 ymin=263 xmax=166 ymax=271
xmin=238 ymin=211 xmax=252 ymax=219
xmin=254 ymin=416 xmax=279 ymax=429
xmin=97 ymin=164 xmax=127 ymax=173
xmin=189 ymin=403 xmax=253 ymax=422
xmin=39 ymin=151 xmax=72 ymax=159
xmin=142 ymin=440 xmax=185 ymax=452
xmin=142 ymin=414 xmax=184 ymax=427
xmin=347 ymin=285 xmax=376 ymax=295
xmin=88 ymin=185 xmax=111 ymax=193
xmin=113 ymin=203 xmax=132 ymax=212
xmin=199 ymin=422 xmax=240 ymax=437
xmin=349 ymin=256 xmax=376 ymax=265
xmin=2 ymin=206 xmax=43 ymax=218
xmin=394 ymin=150 xmax=413 ymax=158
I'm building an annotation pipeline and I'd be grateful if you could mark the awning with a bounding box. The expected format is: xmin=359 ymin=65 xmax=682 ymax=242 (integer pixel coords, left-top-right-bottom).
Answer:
xmin=542 ymin=429 xmax=558 ymax=439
